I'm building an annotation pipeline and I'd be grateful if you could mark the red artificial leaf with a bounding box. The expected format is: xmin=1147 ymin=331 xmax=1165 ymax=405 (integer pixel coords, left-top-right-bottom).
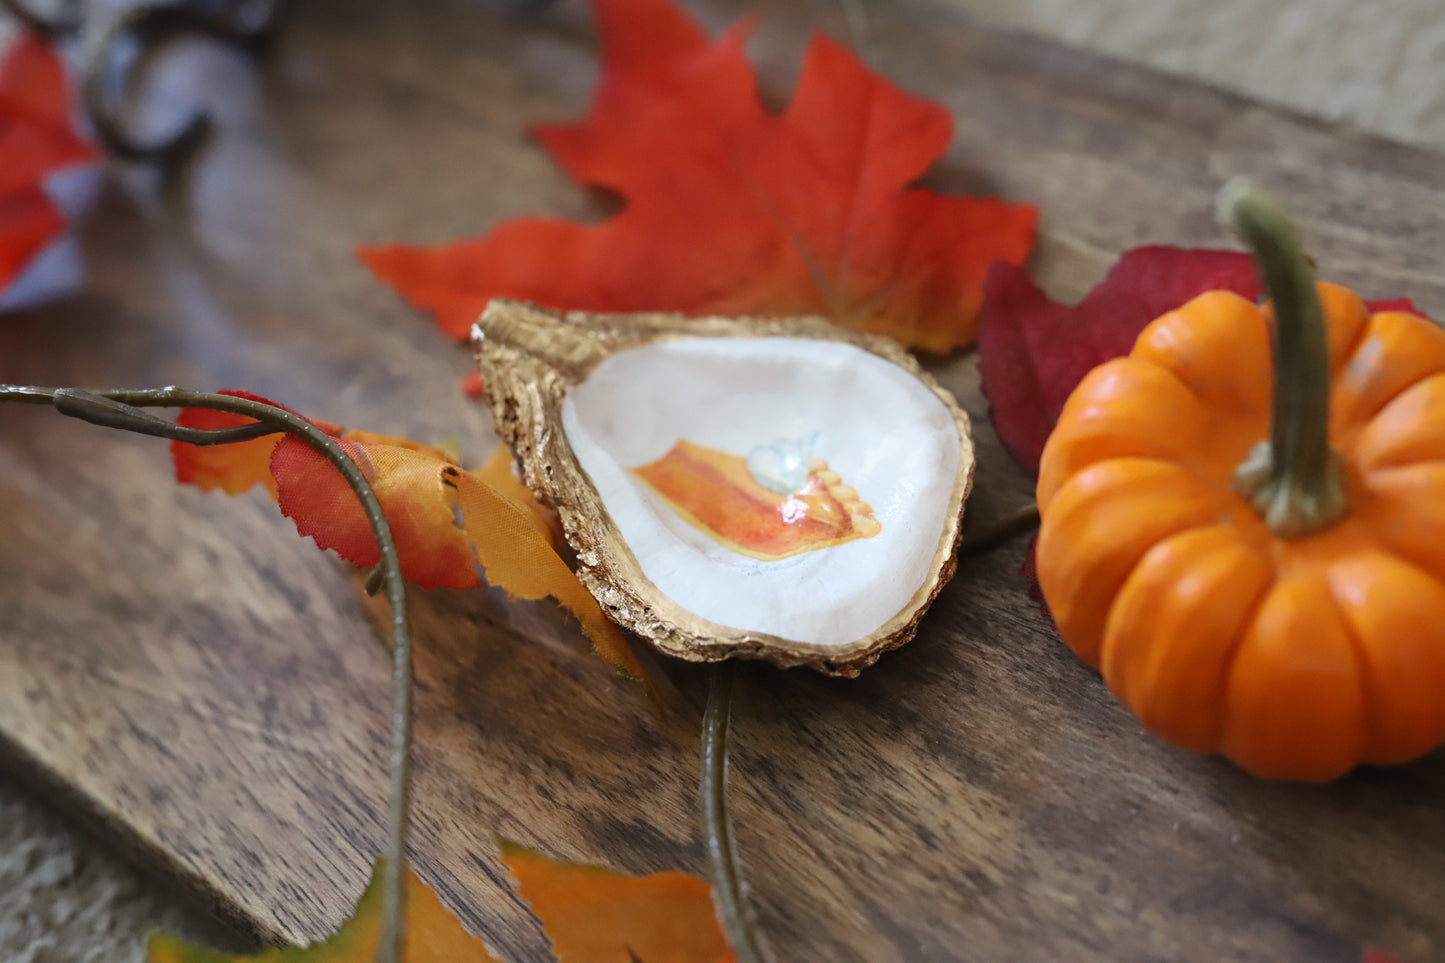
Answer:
xmin=272 ymin=434 xmax=642 ymax=675
xmin=270 ymin=434 xmax=478 ymax=586
xmin=0 ymin=32 xmax=96 ymax=197
xmin=0 ymin=187 xmax=63 ymax=292
xmin=978 ymin=246 xmax=1261 ymax=478
xmin=0 ymin=32 xmax=99 ymax=309
xmin=284 ymin=436 xmax=632 ymax=672
xmin=359 ymin=0 xmax=1035 ymax=353
xmin=172 ymin=403 xmax=280 ymax=497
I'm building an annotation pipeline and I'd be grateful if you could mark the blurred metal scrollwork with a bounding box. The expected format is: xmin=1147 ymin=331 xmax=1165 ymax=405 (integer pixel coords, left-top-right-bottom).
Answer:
xmin=0 ymin=0 xmax=82 ymax=37
xmin=1 ymin=0 xmax=289 ymax=168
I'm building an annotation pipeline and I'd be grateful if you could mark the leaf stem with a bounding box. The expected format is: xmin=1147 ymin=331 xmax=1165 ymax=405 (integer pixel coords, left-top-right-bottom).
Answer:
xmin=701 ymin=662 xmax=768 ymax=963
xmin=0 ymin=385 xmax=413 ymax=963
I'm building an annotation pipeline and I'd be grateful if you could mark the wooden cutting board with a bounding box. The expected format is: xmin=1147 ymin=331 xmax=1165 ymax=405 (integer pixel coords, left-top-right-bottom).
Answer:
xmin=1 ymin=0 xmax=1443 ymax=960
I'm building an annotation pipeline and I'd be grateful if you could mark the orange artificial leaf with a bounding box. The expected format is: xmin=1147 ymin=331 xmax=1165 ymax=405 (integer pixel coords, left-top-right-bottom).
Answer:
xmin=147 ymin=860 xmax=503 ymax=963
xmin=500 ymin=838 xmax=738 ymax=963
xmin=444 ymin=458 xmax=639 ymax=676
xmin=359 ymin=0 xmax=1035 ymax=353
xmin=341 ymin=428 xmax=455 ymax=461
xmin=474 ymin=445 xmax=557 ymax=550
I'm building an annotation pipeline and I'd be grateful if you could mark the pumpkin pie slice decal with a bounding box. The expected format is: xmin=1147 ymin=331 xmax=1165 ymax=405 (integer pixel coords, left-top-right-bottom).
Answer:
xmin=631 ymin=435 xmax=881 ymax=561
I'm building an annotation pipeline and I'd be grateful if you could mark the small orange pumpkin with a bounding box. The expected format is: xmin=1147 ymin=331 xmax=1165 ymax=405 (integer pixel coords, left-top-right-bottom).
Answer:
xmin=1035 ymin=181 xmax=1445 ymax=781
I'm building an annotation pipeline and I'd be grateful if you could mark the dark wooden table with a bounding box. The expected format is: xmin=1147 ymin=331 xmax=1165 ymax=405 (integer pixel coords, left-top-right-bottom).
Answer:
xmin=1 ymin=1 xmax=1443 ymax=960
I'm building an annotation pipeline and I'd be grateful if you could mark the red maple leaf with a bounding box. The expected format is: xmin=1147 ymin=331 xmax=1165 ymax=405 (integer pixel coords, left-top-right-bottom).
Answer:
xmin=978 ymin=246 xmax=1262 ymax=477
xmin=0 ymin=31 xmax=96 ymax=197
xmin=0 ymin=32 xmax=98 ymax=308
xmin=359 ymin=0 xmax=1036 ymax=353
xmin=0 ymin=187 xmax=64 ymax=294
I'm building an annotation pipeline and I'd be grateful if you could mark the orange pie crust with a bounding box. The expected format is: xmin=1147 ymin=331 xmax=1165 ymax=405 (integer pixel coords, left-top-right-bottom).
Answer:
xmin=631 ymin=439 xmax=881 ymax=561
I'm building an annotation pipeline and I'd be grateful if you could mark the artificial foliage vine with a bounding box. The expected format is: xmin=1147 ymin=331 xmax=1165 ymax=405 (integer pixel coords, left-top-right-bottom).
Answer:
xmin=170 ymin=391 xmax=644 ymax=679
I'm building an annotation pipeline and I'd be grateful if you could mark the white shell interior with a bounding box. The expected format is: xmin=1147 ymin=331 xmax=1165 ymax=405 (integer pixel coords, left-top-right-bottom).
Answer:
xmin=561 ymin=337 xmax=963 ymax=646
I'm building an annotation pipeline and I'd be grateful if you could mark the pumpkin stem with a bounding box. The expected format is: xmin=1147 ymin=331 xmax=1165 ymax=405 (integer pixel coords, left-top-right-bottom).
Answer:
xmin=1219 ymin=179 xmax=1349 ymax=536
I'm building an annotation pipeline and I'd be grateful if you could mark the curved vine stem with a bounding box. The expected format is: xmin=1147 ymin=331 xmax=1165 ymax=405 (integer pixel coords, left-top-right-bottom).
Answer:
xmin=694 ymin=504 xmax=1040 ymax=963
xmin=0 ymin=385 xmax=412 ymax=963
xmin=195 ymin=0 xmax=290 ymax=46
xmin=80 ymin=0 xmax=288 ymax=168
xmin=702 ymin=662 xmax=768 ymax=963
xmin=82 ymin=4 xmax=216 ymax=167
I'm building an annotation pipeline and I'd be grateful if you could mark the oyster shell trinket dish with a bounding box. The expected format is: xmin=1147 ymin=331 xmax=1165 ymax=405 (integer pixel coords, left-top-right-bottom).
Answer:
xmin=473 ymin=301 xmax=975 ymax=676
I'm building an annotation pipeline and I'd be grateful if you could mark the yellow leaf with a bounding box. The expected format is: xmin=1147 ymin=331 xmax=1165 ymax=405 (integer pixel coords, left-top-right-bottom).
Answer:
xmin=446 ymin=463 xmax=644 ymax=680
xmin=474 ymin=446 xmax=558 ymax=551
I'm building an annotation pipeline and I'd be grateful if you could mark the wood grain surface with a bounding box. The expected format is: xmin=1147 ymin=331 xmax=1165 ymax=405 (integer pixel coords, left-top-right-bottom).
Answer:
xmin=1 ymin=0 xmax=1443 ymax=960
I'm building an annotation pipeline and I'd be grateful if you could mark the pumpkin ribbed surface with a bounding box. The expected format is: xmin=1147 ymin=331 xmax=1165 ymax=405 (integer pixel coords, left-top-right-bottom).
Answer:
xmin=1036 ymin=282 xmax=1445 ymax=780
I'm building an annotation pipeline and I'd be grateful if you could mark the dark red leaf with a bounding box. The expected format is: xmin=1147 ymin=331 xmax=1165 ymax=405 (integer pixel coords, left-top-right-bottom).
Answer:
xmin=979 ymin=246 xmax=1260 ymax=477
xmin=1366 ymin=297 xmax=1428 ymax=319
